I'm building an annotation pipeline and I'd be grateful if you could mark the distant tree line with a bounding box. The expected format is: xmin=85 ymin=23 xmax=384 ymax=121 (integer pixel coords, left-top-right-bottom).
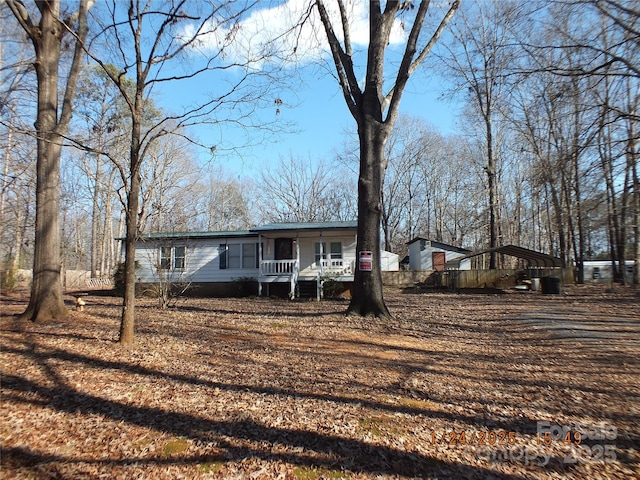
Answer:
xmin=1 ymin=1 xmax=637 ymax=326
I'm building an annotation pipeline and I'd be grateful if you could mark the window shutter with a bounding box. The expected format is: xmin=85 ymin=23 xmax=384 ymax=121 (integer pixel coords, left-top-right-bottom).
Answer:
xmin=219 ymin=244 xmax=227 ymax=269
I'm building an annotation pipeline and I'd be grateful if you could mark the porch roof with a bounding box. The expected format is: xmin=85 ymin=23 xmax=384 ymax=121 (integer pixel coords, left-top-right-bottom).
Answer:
xmin=251 ymin=221 xmax=357 ymax=234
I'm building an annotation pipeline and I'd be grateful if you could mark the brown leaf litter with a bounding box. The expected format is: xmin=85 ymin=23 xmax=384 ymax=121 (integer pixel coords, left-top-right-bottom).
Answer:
xmin=1 ymin=285 xmax=639 ymax=479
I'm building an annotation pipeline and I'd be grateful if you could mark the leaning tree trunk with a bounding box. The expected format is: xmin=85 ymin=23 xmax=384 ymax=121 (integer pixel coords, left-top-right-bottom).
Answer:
xmin=347 ymin=109 xmax=391 ymax=319
xmin=20 ymin=6 xmax=66 ymax=323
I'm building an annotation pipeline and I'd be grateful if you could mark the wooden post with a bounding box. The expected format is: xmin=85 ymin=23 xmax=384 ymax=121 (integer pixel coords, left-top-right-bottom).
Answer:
xmin=317 ymin=233 xmax=324 ymax=301
xmin=258 ymin=234 xmax=263 ymax=297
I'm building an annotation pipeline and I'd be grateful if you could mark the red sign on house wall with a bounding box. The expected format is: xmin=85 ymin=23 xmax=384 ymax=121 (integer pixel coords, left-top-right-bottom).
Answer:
xmin=359 ymin=251 xmax=372 ymax=271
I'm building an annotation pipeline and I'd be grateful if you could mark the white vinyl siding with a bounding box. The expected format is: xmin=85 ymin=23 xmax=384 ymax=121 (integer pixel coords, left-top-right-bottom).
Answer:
xmin=136 ymin=237 xmax=261 ymax=283
xmin=134 ymin=230 xmax=366 ymax=284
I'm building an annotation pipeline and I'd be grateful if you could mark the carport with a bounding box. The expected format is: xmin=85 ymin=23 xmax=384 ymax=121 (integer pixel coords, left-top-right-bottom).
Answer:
xmin=444 ymin=245 xmax=566 ymax=291
xmin=450 ymin=245 xmax=564 ymax=268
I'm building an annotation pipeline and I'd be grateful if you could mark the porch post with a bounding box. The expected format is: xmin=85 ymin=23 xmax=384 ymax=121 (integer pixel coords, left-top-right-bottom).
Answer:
xmin=317 ymin=232 xmax=323 ymax=301
xmin=293 ymin=233 xmax=300 ymax=299
xmin=258 ymin=233 xmax=263 ymax=297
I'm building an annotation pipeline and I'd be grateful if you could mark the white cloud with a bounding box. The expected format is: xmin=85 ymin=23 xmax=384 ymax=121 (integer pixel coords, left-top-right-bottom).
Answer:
xmin=180 ymin=0 xmax=408 ymax=69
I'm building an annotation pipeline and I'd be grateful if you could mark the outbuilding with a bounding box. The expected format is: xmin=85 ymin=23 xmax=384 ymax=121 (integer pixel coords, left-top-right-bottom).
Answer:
xmin=406 ymin=238 xmax=472 ymax=271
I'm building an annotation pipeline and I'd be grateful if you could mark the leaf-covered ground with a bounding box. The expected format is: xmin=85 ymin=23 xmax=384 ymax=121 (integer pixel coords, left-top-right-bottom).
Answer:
xmin=2 ymin=285 xmax=639 ymax=479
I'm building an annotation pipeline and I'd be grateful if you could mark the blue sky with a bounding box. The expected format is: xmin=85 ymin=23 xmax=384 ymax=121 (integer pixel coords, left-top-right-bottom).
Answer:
xmin=156 ymin=1 xmax=462 ymax=178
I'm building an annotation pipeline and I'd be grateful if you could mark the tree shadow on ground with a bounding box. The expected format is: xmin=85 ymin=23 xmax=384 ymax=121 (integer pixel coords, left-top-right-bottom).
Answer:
xmin=2 ymin=371 xmax=539 ymax=479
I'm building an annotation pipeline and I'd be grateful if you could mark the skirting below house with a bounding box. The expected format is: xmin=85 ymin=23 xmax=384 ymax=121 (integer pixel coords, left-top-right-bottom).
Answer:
xmin=135 ymin=280 xmax=355 ymax=299
xmin=135 ymin=281 xmax=257 ymax=298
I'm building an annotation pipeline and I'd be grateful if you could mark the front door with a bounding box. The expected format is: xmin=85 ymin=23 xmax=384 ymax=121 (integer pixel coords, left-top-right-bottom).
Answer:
xmin=274 ymin=238 xmax=293 ymax=260
xmin=432 ymin=251 xmax=446 ymax=271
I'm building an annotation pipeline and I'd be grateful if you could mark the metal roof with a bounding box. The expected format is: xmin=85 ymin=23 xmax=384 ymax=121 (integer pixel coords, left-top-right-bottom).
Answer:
xmin=251 ymin=221 xmax=357 ymax=232
xmin=452 ymin=245 xmax=563 ymax=268
xmin=406 ymin=237 xmax=472 ymax=253
xmin=131 ymin=221 xmax=358 ymax=241
xmin=136 ymin=230 xmax=254 ymax=241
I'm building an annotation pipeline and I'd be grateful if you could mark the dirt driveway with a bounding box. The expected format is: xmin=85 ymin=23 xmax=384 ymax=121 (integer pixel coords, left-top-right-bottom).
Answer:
xmin=1 ymin=285 xmax=638 ymax=479
xmin=517 ymin=304 xmax=640 ymax=348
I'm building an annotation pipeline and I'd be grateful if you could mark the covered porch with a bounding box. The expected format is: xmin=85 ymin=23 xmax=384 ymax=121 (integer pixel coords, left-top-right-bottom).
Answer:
xmin=252 ymin=221 xmax=358 ymax=300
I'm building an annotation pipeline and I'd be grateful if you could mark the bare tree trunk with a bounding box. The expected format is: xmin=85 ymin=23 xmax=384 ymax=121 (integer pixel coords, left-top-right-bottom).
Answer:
xmin=91 ymin=152 xmax=102 ymax=278
xmin=549 ymin=181 xmax=568 ymax=267
xmin=10 ymin=190 xmax=24 ymax=273
xmin=622 ymin=79 xmax=637 ymax=285
xmin=116 ymin=209 xmax=125 ymax=267
xmin=618 ymin=166 xmax=631 ymax=285
xmin=600 ymin=123 xmax=625 ymax=282
xmin=119 ymin=119 xmax=142 ymax=346
xmin=100 ymin=169 xmax=116 ymax=276
xmin=0 ymin=115 xmax=14 ymax=227
xmin=571 ymin=92 xmax=586 ymax=284
xmin=348 ymin=113 xmax=391 ymax=318
xmin=18 ymin=4 xmax=66 ymax=322
xmin=486 ymin=118 xmax=499 ymax=269
xmin=315 ymin=0 xmax=458 ymax=318
xmin=572 ymin=168 xmax=585 ymax=283
xmin=8 ymin=0 xmax=90 ymax=322
xmin=119 ymin=179 xmax=139 ymax=345
xmin=633 ymin=141 xmax=640 ymax=285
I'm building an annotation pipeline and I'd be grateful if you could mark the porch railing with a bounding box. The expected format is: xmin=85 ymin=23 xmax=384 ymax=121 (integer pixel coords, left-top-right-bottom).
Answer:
xmin=260 ymin=259 xmax=354 ymax=277
xmin=320 ymin=259 xmax=353 ymax=276
xmin=260 ymin=259 xmax=298 ymax=276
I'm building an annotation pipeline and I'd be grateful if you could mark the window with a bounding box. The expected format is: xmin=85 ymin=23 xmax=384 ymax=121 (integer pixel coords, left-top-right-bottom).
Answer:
xmin=160 ymin=247 xmax=172 ymax=270
xmin=315 ymin=242 xmax=342 ymax=264
xmin=159 ymin=246 xmax=186 ymax=270
xmin=173 ymin=246 xmax=185 ymax=270
xmin=220 ymin=243 xmax=261 ymax=269
xmin=228 ymin=244 xmax=241 ymax=269
xmin=242 ymin=243 xmax=256 ymax=268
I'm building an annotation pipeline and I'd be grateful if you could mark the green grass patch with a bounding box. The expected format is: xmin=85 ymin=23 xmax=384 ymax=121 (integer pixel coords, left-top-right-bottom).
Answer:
xmin=270 ymin=321 xmax=291 ymax=328
xmin=397 ymin=397 xmax=434 ymax=410
xmin=199 ymin=460 xmax=225 ymax=473
xmin=162 ymin=437 xmax=189 ymax=457
xmin=358 ymin=417 xmax=385 ymax=436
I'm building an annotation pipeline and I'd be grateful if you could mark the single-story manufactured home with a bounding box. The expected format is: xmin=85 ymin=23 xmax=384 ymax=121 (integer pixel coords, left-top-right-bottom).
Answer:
xmin=583 ymin=260 xmax=635 ymax=283
xmin=406 ymin=238 xmax=472 ymax=271
xmin=133 ymin=221 xmax=399 ymax=299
